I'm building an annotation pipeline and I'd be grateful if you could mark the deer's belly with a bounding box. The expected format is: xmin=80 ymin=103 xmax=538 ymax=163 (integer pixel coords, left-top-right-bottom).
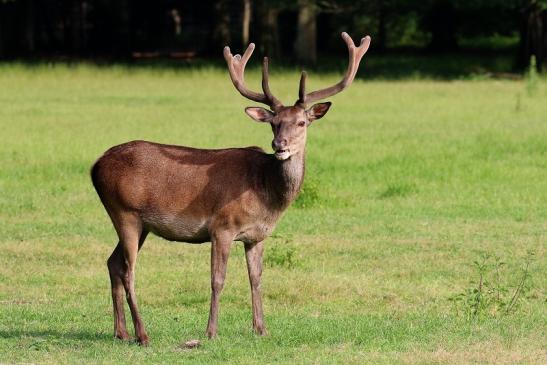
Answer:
xmin=142 ymin=213 xmax=210 ymax=243
xmin=235 ymin=222 xmax=275 ymax=244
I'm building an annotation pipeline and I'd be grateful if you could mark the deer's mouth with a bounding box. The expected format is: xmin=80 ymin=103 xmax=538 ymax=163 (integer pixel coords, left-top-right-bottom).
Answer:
xmin=274 ymin=149 xmax=290 ymax=160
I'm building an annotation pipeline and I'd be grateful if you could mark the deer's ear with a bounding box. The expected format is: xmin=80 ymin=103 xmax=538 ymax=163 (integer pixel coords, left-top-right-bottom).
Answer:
xmin=245 ymin=107 xmax=275 ymax=123
xmin=306 ymin=102 xmax=331 ymax=122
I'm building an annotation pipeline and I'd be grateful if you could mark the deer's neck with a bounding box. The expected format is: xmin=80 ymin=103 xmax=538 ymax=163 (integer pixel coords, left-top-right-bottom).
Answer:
xmin=265 ymin=151 xmax=305 ymax=209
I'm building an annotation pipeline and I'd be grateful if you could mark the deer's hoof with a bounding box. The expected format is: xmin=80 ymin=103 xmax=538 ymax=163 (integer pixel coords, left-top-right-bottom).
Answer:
xmin=137 ymin=335 xmax=150 ymax=346
xmin=115 ymin=331 xmax=131 ymax=341
xmin=254 ymin=326 xmax=268 ymax=336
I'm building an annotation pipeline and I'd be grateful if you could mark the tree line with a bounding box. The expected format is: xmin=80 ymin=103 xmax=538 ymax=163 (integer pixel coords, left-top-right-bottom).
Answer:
xmin=0 ymin=0 xmax=545 ymax=71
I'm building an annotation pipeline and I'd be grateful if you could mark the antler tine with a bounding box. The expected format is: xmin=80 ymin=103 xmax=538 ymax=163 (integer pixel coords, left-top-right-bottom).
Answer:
xmin=224 ymin=43 xmax=283 ymax=110
xmin=300 ymin=32 xmax=371 ymax=106
xmin=241 ymin=42 xmax=254 ymax=64
xmin=297 ymin=71 xmax=307 ymax=105
xmin=262 ymin=57 xmax=282 ymax=110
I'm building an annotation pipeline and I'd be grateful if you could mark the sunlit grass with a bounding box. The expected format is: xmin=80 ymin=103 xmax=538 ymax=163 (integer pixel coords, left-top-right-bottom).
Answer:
xmin=0 ymin=64 xmax=545 ymax=364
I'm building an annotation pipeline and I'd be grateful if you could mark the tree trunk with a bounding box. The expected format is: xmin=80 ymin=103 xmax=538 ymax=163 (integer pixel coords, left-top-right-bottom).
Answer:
xmin=242 ymin=0 xmax=251 ymax=46
xmin=71 ymin=0 xmax=82 ymax=52
xmin=516 ymin=0 xmax=547 ymax=71
xmin=23 ymin=0 xmax=35 ymax=54
xmin=0 ymin=12 xmax=3 ymax=58
xmin=259 ymin=2 xmax=280 ymax=58
xmin=377 ymin=0 xmax=387 ymax=51
xmin=213 ymin=0 xmax=231 ymax=49
xmin=295 ymin=0 xmax=317 ymax=66
xmin=425 ymin=0 xmax=458 ymax=52
xmin=544 ymin=10 xmax=547 ymax=71
xmin=516 ymin=1 xmax=544 ymax=72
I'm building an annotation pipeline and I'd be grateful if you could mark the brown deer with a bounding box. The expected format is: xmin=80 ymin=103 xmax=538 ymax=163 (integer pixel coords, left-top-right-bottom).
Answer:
xmin=91 ymin=32 xmax=371 ymax=345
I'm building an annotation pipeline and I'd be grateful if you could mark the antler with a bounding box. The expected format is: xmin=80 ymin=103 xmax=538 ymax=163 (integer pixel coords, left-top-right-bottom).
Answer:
xmin=297 ymin=32 xmax=371 ymax=106
xmin=224 ymin=43 xmax=282 ymax=111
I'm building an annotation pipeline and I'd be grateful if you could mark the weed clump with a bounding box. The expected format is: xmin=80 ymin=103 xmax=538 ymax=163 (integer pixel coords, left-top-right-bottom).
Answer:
xmin=378 ymin=182 xmax=417 ymax=199
xmin=294 ymin=178 xmax=321 ymax=208
xmin=449 ymin=251 xmax=535 ymax=319
xmin=265 ymin=238 xmax=299 ymax=269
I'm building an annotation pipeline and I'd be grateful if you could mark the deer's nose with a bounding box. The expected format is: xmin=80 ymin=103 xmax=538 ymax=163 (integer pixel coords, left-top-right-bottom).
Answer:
xmin=272 ymin=138 xmax=288 ymax=151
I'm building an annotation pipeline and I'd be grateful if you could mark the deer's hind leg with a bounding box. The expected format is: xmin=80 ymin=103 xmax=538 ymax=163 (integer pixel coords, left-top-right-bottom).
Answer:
xmin=107 ymin=211 xmax=149 ymax=345
xmin=107 ymin=242 xmax=130 ymax=340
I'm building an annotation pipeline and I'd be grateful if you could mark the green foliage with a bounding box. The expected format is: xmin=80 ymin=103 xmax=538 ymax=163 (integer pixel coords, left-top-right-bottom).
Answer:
xmin=265 ymin=242 xmax=299 ymax=269
xmin=449 ymin=251 xmax=536 ymax=319
xmin=294 ymin=177 xmax=321 ymax=208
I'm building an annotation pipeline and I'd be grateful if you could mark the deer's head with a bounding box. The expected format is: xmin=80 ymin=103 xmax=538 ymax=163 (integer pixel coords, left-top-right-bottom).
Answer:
xmin=224 ymin=32 xmax=371 ymax=161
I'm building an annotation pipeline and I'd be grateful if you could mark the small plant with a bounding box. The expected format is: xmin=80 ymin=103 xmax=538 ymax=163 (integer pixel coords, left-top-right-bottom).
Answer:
xmin=265 ymin=239 xmax=298 ymax=269
xmin=526 ymin=55 xmax=539 ymax=97
xmin=294 ymin=178 xmax=321 ymax=208
xmin=514 ymin=92 xmax=522 ymax=112
xmin=449 ymin=251 xmax=535 ymax=319
xmin=505 ymin=251 xmax=534 ymax=314
xmin=378 ymin=182 xmax=417 ymax=199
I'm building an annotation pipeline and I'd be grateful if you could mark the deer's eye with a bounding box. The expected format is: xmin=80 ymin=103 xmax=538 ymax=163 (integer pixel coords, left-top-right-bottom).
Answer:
xmin=297 ymin=121 xmax=306 ymax=127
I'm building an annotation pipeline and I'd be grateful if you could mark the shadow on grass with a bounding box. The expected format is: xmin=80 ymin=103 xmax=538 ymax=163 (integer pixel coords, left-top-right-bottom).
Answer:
xmin=0 ymin=329 xmax=113 ymax=342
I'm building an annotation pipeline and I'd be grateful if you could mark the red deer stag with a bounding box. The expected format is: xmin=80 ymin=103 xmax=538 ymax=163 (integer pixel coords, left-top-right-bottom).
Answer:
xmin=91 ymin=32 xmax=371 ymax=345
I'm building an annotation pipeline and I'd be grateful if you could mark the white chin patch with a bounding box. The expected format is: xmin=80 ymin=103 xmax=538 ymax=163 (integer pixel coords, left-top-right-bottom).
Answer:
xmin=274 ymin=151 xmax=291 ymax=160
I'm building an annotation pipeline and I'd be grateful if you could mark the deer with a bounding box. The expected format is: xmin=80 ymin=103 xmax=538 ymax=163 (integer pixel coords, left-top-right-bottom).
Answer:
xmin=91 ymin=32 xmax=371 ymax=345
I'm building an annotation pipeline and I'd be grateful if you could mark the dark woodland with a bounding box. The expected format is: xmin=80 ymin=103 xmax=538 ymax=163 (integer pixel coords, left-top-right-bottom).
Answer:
xmin=0 ymin=0 xmax=546 ymax=72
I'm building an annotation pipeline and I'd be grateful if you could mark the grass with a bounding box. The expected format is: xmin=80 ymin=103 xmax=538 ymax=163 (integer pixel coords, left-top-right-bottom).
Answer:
xmin=0 ymin=63 xmax=546 ymax=364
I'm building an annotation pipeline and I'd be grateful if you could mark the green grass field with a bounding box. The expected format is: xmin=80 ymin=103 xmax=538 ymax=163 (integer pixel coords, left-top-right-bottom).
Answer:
xmin=0 ymin=63 xmax=545 ymax=364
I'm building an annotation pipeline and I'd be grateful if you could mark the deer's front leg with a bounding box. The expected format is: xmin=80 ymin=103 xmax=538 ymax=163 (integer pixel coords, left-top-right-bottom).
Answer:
xmin=244 ymin=241 xmax=266 ymax=335
xmin=206 ymin=233 xmax=233 ymax=339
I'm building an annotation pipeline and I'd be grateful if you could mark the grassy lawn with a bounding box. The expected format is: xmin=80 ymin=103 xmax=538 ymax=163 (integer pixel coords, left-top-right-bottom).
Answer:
xmin=0 ymin=63 xmax=545 ymax=364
